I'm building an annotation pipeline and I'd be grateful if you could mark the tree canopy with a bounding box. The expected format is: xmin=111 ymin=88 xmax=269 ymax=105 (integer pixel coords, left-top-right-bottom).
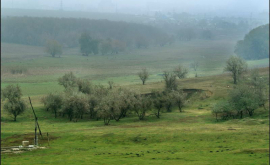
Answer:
xmin=234 ymin=24 xmax=269 ymax=60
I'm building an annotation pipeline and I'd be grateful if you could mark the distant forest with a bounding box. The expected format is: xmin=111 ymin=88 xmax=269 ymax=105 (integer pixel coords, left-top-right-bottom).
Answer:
xmin=1 ymin=17 xmax=170 ymax=48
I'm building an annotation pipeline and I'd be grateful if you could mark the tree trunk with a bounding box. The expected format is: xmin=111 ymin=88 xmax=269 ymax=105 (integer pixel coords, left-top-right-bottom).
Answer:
xmin=178 ymin=105 xmax=182 ymax=112
xmin=69 ymin=115 xmax=72 ymax=121
xmin=55 ymin=111 xmax=57 ymax=118
xmin=156 ymin=109 xmax=160 ymax=118
xmin=233 ymin=73 xmax=237 ymax=84
xmin=143 ymin=80 xmax=145 ymax=85
xmin=240 ymin=111 xmax=243 ymax=119
xmin=14 ymin=115 xmax=17 ymax=121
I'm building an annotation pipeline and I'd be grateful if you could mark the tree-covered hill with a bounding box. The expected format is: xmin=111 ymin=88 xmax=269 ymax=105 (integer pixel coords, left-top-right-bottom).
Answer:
xmin=1 ymin=16 xmax=168 ymax=48
xmin=235 ymin=24 xmax=269 ymax=60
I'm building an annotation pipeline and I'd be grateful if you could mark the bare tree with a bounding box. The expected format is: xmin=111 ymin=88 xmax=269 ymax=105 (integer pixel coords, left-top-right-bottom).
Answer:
xmin=224 ymin=56 xmax=247 ymax=84
xmin=174 ymin=65 xmax=188 ymax=79
xmin=138 ymin=68 xmax=149 ymax=85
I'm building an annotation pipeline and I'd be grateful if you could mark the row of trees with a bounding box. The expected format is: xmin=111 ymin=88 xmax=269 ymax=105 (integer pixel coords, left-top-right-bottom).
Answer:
xmin=40 ymin=72 xmax=188 ymax=125
xmin=137 ymin=63 xmax=198 ymax=85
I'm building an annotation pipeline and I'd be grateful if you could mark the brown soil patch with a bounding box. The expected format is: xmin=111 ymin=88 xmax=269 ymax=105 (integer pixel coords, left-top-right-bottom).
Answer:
xmin=1 ymin=133 xmax=58 ymax=147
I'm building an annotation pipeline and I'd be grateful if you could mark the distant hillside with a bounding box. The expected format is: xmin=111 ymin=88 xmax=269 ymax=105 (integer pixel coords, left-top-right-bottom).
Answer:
xmin=1 ymin=16 xmax=168 ymax=48
xmin=1 ymin=8 xmax=148 ymax=23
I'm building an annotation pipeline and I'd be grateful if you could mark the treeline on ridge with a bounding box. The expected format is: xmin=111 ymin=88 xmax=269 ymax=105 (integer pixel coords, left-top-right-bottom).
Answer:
xmin=1 ymin=16 xmax=170 ymax=48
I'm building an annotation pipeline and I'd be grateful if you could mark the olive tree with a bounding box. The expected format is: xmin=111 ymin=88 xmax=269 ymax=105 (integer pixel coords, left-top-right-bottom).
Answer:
xmin=224 ymin=56 xmax=247 ymax=84
xmin=58 ymin=72 xmax=77 ymax=89
xmin=163 ymin=91 xmax=174 ymax=112
xmin=133 ymin=94 xmax=152 ymax=120
xmin=62 ymin=92 xmax=89 ymax=121
xmin=250 ymin=69 xmax=268 ymax=109
xmin=44 ymin=40 xmax=62 ymax=57
xmin=138 ymin=68 xmax=149 ymax=85
xmin=163 ymin=71 xmax=178 ymax=90
xmin=95 ymin=91 xmax=120 ymax=125
xmin=77 ymin=79 xmax=92 ymax=94
xmin=229 ymin=85 xmax=259 ymax=118
xmin=212 ymin=101 xmax=232 ymax=121
xmin=95 ymin=100 xmax=113 ymax=125
xmin=41 ymin=93 xmax=63 ymax=118
xmin=174 ymin=65 xmax=188 ymax=79
xmin=172 ymin=90 xmax=187 ymax=112
xmin=108 ymin=81 xmax=114 ymax=90
xmin=2 ymin=85 xmax=27 ymax=121
xmin=88 ymin=95 xmax=99 ymax=119
xmin=152 ymin=91 xmax=166 ymax=118
xmin=3 ymin=100 xmax=27 ymax=121
xmin=113 ymin=89 xmax=136 ymax=121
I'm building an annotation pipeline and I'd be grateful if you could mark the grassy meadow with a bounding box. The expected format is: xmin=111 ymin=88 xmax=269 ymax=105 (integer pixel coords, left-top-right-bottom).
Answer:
xmin=1 ymin=37 xmax=269 ymax=165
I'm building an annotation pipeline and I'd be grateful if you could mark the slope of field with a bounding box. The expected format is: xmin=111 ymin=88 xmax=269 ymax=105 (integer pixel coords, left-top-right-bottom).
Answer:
xmin=2 ymin=38 xmax=269 ymax=96
xmin=1 ymin=68 xmax=269 ymax=165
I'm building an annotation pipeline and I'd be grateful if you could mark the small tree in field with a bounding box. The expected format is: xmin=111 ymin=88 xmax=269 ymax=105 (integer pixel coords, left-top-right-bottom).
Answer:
xmin=133 ymin=94 xmax=152 ymax=120
xmin=138 ymin=68 xmax=149 ymax=85
xmin=45 ymin=40 xmax=62 ymax=57
xmin=2 ymin=85 xmax=27 ymax=121
xmin=250 ymin=69 xmax=267 ymax=109
xmin=3 ymin=100 xmax=27 ymax=121
xmin=41 ymin=93 xmax=63 ymax=118
xmin=163 ymin=71 xmax=177 ymax=90
xmin=58 ymin=72 xmax=77 ymax=89
xmin=172 ymin=90 xmax=187 ymax=112
xmin=62 ymin=92 xmax=89 ymax=121
xmin=77 ymin=79 xmax=92 ymax=94
xmin=224 ymin=56 xmax=247 ymax=84
xmin=229 ymin=85 xmax=259 ymax=118
xmin=174 ymin=65 xmax=188 ymax=79
xmin=190 ymin=61 xmax=199 ymax=71
xmin=152 ymin=91 xmax=166 ymax=118
xmin=163 ymin=91 xmax=174 ymax=112
xmin=108 ymin=81 xmax=114 ymax=89
xmin=79 ymin=32 xmax=99 ymax=56
xmin=212 ymin=101 xmax=232 ymax=121
xmin=88 ymin=95 xmax=99 ymax=119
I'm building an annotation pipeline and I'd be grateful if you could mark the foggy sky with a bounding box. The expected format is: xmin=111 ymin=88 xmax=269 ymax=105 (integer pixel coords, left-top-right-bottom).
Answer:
xmin=1 ymin=0 xmax=269 ymax=16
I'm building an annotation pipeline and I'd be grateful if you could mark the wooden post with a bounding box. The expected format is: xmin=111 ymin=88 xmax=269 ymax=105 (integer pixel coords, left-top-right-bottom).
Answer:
xmin=29 ymin=97 xmax=43 ymax=138
xmin=35 ymin=119 xmax=37 ymax=145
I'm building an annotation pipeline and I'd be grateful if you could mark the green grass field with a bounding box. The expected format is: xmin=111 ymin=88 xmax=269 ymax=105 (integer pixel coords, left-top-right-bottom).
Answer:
xmin=1 ymin=38 xmax=269 ymax=165
xmin=2 ymin=39 xmax=268 ymax=96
